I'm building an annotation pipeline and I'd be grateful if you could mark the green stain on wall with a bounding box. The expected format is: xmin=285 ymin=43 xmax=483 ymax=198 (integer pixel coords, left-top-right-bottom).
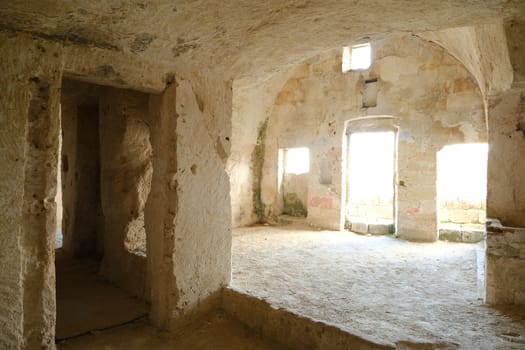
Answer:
xmin=252 ymin=118 xmax=268 ymax=222
xmin=283 ymin=193 xmax=307 ymax=217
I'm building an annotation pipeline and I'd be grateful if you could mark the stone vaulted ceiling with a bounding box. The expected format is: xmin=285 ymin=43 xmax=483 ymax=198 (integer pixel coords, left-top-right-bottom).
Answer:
xmin=1 ymin=0 xmax=524 ymax=80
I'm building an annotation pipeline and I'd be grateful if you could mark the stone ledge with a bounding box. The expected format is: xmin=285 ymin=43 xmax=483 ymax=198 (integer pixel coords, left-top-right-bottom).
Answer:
xmin=438 ymin=228 xmax=485 ymax=243
xmin=222 ymin=288 xmax=394 ymax=350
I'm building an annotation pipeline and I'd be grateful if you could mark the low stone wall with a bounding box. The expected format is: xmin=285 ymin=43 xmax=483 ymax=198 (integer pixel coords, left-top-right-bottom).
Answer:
xmin=222 ymin=288 xmax=394 ymax=350
xmin=438 ymin=224 xmax=485 ymax=243
xmin=440 ymin=199 xmax=485 ymax=225
xmin=485 ymin=219 xmax=525 ymax=304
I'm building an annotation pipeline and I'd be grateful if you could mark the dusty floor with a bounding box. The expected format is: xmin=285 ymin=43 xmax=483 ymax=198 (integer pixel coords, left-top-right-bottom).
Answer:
xmin=55 ymin=255 xmax=148 ymax=340
xmin=231 ymin=223 xmax=525 ymax=349
xmin=57 ymin=311 xmax=289 ymax=350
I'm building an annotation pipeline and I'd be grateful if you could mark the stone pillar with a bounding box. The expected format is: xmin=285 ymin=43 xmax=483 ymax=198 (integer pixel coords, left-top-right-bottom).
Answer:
xmin=0 ymin=33 xmax=63 ymax=349
xmin=146 ymin=73 xmax=232 ymax=328
xmin=397 ymin=140 xmax=438 ymax=242
xmin=145 ymin=83 xmax=178 ymax=328
xmin=485 ymin=88 xmax=525 ymax=304
xmin=173 ymin=73 xmax=232 ymax=324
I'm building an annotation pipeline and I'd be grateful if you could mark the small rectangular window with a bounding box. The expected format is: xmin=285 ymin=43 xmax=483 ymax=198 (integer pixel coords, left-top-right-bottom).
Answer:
xmin=351 ymin=43 xmax=371 ymax=70
xmin=342 ymin=43 xmax=372 ymax=72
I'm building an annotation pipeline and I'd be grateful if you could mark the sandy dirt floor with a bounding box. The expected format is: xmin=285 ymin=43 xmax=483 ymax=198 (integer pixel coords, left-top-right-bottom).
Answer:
xmin=231 ymin=223 xmax=525 ymax=349
xmin=57 ymin=312 xmax=289 ymax=350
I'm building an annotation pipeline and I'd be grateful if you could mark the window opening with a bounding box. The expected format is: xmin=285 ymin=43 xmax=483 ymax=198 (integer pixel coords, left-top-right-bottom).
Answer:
xmin=342 ymin=46 xmax=351 ymax=73
xmin=351 ymin=43 xmax=371 ymax=70
xmin=284 ymin=147 xmax=310 ymax=175
xmin=437 ymin=143 xmax=488 ymax=242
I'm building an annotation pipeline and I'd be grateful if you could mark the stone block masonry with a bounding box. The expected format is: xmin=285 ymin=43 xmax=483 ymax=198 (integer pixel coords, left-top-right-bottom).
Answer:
xmin=486 ymin=219 xmax=525 ymax=304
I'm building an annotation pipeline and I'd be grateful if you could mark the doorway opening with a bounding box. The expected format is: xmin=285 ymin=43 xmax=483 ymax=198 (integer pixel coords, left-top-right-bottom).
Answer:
xmin=55 ymin=129 xmax=63 ymax=250
xmin=436 ymin=143 xmax=488 ymax=243
xmin=345 ymin=130 xmax=396 ymax=235
xmin=55 ymin=79 xmax=151 ymax=341
xmin=278 ymin=147 xmax=310 ymax=217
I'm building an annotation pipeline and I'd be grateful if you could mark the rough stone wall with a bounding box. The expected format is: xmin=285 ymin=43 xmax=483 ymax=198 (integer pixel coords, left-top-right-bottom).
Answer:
xmin=60 ymin=90 xmax=78 ymax=254
xmin=60 ymin=81 xmax=105 ymax=257
xmin=0 ymin=33 xmax=63 ymax=349
xmin=260 ymin=35 xmax=486 ymax=240
xmin=146 ymin=72 xmax=233 ymax=329
xmin=99 ymin=87 xmax=152 ymax=300
xmin=145 ymin=84 xmax=178 ymax=328
xmin=505 ymin=20 xmax=525 ymax=87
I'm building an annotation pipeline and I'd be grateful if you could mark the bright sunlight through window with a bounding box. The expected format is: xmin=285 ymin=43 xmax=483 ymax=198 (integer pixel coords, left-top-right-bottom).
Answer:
xmin=351 ymin=43 xmax=371 ymax=70
xmin=437 ymin=143 xmax=488 ymax=203
xmin=348 ymin=132 xmax=394 ymax=203
xmin=284 ymin=147 xmax=310 ymax=175
xmin=342 ymin=46 xmax=351 ymax=72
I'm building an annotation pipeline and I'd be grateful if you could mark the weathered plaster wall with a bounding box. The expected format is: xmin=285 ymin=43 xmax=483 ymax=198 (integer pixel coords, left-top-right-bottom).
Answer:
xmin=282 ymin=173 xmax=308 ymax=217
xmin=228 ymin=83 xmax=267 ymax=226
xmin=0 ymin=32 xmax=62 ymax=349
xmin=420 ymin=23 xmax=513 ymax=96
xmin=228 ymin=74 xmax=292 ymax=227
xmin=260 ymin=35 xmax=486 ymax=240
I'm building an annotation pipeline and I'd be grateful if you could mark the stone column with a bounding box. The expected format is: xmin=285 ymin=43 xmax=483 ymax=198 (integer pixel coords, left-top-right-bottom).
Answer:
xmin=485 ymin=88 xmax=525 ymax=304
xmin=145 ymin=83 xmax=178 ymax=328
xmin=0 ymin=33 xmax=63 ymax=349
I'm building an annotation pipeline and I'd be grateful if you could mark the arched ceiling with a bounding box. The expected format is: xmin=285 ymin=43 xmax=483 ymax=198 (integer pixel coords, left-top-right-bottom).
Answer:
xmin=418 ymin=24 xmax=514 ymax=97
xmin=1 ymin=0 xmax=524 ymax=82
